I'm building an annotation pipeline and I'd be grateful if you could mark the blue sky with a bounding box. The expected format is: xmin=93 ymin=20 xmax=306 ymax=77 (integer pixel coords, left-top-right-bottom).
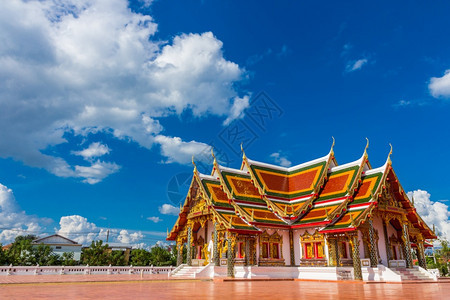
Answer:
xmin=0 ymin=0 xmax=449 ymax=247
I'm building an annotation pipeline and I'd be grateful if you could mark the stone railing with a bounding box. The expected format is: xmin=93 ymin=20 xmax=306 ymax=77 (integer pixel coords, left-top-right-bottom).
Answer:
xmin=168 ymin=264 xmax=186 ymax=277
xmin=388 ymin=260 xmax=406 ymax=268
xmin=0 ymin=265 xmax=174 ymax=276
xmin=428 ymin=268 xmax=440 ymax=278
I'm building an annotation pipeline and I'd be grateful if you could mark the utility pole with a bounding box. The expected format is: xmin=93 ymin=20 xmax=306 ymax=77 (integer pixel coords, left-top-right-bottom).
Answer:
xmin=106 ymin=229 xmax=109 ymax=243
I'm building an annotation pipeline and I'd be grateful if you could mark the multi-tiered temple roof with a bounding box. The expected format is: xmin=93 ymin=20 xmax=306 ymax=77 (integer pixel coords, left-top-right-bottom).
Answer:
xmin=167 ymin=140 xmax=436 ymax=241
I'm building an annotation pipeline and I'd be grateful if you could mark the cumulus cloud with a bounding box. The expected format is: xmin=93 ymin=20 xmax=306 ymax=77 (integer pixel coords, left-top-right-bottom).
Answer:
xmin=0 ymin=183 xmax=45 ymax=244
xmin=270 ymin=152 xmax=292 ymax=167
xmin=155 ymin=135 xmax=211 ymax=164
xmin=72 ymin=142 xmax=110 ymax=160
xmin=407 ymin=190 xmax=450 ymax=241
xmin=57 ymin=214 xmax=145 ymax=246
xmin=0 ymin=0 xmax=247 ymax=183
xmin=223 ymin=95 xmax=250 ymax=125
xmin=346 ymin=58 xmax=368 ymax=72
xmin=429 ymin=70 xmax=450 ymax=98
xmin=159 ymin=204 xmax=179 ymax=216
xmin=147 ymin=216 xmax=162 ymax=223
xmin=116 ymin=229 xmax=144 ymax=244
xmin=74 ymin=161 xmax=121 ymax=184
xmin=57 ymin=215 xmax=102 ymax=245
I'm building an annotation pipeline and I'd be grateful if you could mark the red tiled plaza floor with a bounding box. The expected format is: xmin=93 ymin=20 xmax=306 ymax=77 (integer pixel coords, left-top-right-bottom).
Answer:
xmin=0 ymin=274 xmax=169 ymax=284
xmin=1 ymin=279 xmax=449 ymax=300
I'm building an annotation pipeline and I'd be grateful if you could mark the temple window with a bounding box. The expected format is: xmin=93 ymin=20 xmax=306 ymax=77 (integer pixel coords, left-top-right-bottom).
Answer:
xmin=259 ymin=231 xmax=283 ymax=261
xmin=262 ymin=242 xmax=269 ymax=258
xmin=392 ymin=246 xmax=398 ymax=260
xmin=197 ymin=245 xmax=202 ymax=259
xmin=237 ymin=242 xmax=245 ymax=259
xmin=300 ymin=231 xmax=325 ymax=260
xmin=341 ymin=242 xmax=348 ymax=259
xmin=272 ymin=243 xmax=280 ymax=259
xmin=316 ymin=242 xmax=324 ymax=259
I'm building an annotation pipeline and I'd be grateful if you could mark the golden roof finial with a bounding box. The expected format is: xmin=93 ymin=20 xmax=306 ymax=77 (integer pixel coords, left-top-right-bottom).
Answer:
xmin=211 ymin=147 xmax=218 ymax=167
xmin=251 ymin=209 xmax=254 ymax=220
xmin=284 ymin=205 xmax=288 ymax=215
xmin=365 ymin=137 xmax=369 ymax=152
xmin=433 ymin=224 xmax=436 ymax=234
xmin=350 ymin=213 xmax=355 ymax=226
xmin=229 ymin=216 xmax=233 ymax=228
xmin=386 ymin=143 xmax=393 ymax=165
xmin=192 ymin=155 xmax=197 ymax=171
xmin=240 ymin=142 xmax=247 ymax=159
xmin=412 ymin=196 xmax=415 ymax=206
xmin=167 ymin=228 xmax=169 ymax=236
xmin=325 ymin=209 xmax=329 ymax=220
xmin=330 ymin=136 xmax=335 ymax=153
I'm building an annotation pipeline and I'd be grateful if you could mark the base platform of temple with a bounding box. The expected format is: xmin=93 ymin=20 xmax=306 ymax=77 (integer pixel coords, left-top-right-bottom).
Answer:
xmin=169 ymin=263 xmax=439 ymax=282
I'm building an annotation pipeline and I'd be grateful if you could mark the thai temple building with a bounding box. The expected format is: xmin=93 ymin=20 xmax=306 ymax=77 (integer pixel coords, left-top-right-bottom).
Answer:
xmin=167 ymin=140 xmax=437 ymax=281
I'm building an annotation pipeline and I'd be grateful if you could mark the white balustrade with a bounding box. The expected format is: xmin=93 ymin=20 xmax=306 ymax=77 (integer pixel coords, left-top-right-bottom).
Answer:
xmin=0 ymin=265 xmax=175 ymax=276
xmin=388 ymin=260 xmax=406 ymax=268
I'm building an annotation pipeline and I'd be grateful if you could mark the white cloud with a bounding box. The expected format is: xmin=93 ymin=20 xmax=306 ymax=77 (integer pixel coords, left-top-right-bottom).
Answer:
xmin=147 ymin=216 xmax=162 ymax=223
xmin=155 ymin=135 xmax=211 ymax=164
xmin=0 ymin=183 xmax=45 ymax=244
xmin=73 ymin=142 xmax=110 ymax=160
xmin=393 ymin=99 xmax=412 ymax=107
xmin=270 ymin=152 xmax=292 ymax=167
xmin=57 ymin=215 xmax=103 ymax=245
xmin=223 ymin=95 xmax=250 ymax=125
xmin=74 ymin=160 xmax=121 ymax=184
xmin=407 ymin=190 xmax=450 ymax=241
xmin=429 ymin=70 xmax=450 ymax=98
xmin=346 ymin=58 xmax=368 ymax=72
xmin=117 ymin=229 xmax=143 ymax=244
xmin=159 ymin=204 xmax=179 ymax=216
xmin=153 ymin=240 xmax=171 ymax=249
xmin=57 ymin=215 xmax=145 ymax=246
xmin=0 ymin=0 xmax=247 ymax=183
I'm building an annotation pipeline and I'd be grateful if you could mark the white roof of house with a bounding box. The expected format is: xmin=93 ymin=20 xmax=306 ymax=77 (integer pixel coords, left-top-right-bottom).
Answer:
xmin=32 ymin=234 xmax=81 ymax=246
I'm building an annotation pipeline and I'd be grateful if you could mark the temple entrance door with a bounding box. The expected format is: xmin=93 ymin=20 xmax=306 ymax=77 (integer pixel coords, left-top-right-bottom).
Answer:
xmin=248 ymin=238 xmax=257 ymax=266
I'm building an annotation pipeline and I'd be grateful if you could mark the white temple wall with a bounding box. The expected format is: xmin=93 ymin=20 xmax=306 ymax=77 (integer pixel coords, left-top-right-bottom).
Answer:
xmin=280 ymin=229 xmax=290 ymax=265
xmin=255 ymin=234 xmax=260 ymax=263
xmin=373 ymin=215 xmax=388 ymax=266
xmin=324 ymin=236 xmax=330 ymax=264
xmin=293 ymin=229 xmax=302 ymax=265
xmin=358 ymin=230 xmax=364 ymax=259
xmin=294 ymin=228 xmax=310 ymax=264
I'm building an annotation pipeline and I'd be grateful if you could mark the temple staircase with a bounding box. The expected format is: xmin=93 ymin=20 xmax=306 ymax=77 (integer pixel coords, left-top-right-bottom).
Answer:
xmin=170 ymin=265 xmax=206 ymax=279
xmin=391 ymin=267 xmax=435 ymax=281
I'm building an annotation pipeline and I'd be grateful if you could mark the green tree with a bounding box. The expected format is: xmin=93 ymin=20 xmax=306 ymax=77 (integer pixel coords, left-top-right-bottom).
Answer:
xmin=130 ymin=249 xmax=151 ymax=266
xmin=31 ymin=244 xmax=59 ymax=266
xmin=0 ymin=244 xmax=8 ymax=265
xmin=81 ymin=240 xmax=110 ymax=265
xmin=427 ymin=239 xmax=450 ymax=276
xmin=149 ymin=245 xmax=172 ymax=266
xmin=7 ymin=236 xmax=36 ymax=265
xmin=61 ymin=252 xmax=76 ymax=266
xmin=437 ymin=239 xmax=450 ymax=276
xmin=109 ymin=250 xmax=126 ymax=266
